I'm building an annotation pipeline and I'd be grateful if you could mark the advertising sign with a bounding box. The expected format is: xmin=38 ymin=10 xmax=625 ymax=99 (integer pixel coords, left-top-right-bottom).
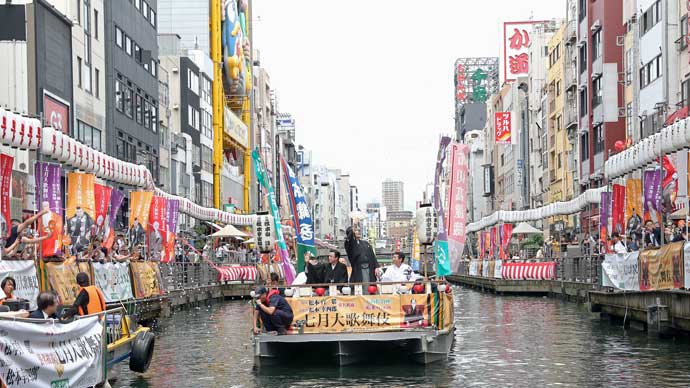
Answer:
xmin=447 ymin=143 xmax=469 ymax=273
xmin=494 ymin=112 xmax=513 ymax=144
xmin=286 ymin=294 xmax=453 ymax=334
xmin=0 ymin=154 xmax=13 ymax=239
xmin=223 ymin=107 xmax=249 ymax=149
xmin=503 ymin=21 xmax=542 ymax=82
xmin=43 ymin=92 xmax=70 ymax=134
xmin=433 ymin=137 xmax=452 ymax=276
xmin=601 ymin=252 xmax=640 ymax=291
xmin=0 ymin=316 xmax=105 ymax=388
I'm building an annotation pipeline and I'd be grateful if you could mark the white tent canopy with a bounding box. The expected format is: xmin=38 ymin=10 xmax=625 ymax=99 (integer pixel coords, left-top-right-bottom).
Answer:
xmin=512 ymin=222 xmax=542 ymax=235
xmin=210 ymin=224 xmax=249 ymax=238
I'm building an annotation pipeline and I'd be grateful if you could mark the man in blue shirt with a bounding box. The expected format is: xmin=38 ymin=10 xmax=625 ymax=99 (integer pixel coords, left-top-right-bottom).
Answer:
xmin=253 ymin=286 xmax=293 ymax=335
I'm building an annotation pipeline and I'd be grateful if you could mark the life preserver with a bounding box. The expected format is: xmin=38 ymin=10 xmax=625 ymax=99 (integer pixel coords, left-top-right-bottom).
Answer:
xmin=78 ymin=286 xmax=106 ymax=316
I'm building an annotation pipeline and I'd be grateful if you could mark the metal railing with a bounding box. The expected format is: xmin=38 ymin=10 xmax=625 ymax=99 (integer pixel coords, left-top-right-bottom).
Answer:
xmin=159 ymin=262 xmax=219 ymax=291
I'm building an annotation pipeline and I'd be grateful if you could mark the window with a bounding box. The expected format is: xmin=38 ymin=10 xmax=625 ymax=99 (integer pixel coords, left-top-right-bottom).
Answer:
xmin=578 ymin=0 xmax=586 ymax=22
xmin=201 ymin=145 xmax=213 ymax=172
xmin=135 ymin=94 xmax=143 ymax=124
xmin=94 ymin=9 xmax=99 ymax=40
xmin=592 ymin=30 xmax=601 ymax=60
xmin=641 ymin=0 xmax=661 ymax=36
xmin=134 ymin=44 xmax=141 ymax=63
xmin=592 ymin=76 xmax=602 ymax=107
xmin=135 ymin=0 xmax=141 ymax=10
xmin=142 ymin=2 xmax=149 ymax=19
xmin=150 ymin=59 xmax=157 ymax=77
xmin=160 ymin=126 xmax=169 ymax=147
xmin=188 ymin=106 xmax=199 ymax=130
xmin=83 ymin=0 xmax=89 ymax=33
xmin=192 ymin=144 xmax=201 ymax=167
xmin=124 ymin=87 xmax=133 ymax=118
xmin=115 ymin=26 xmax=122 ymax=47
xmin=125 ymin=36 xmax=132 ymax=56
xmin=187 ymin=70 xmax=199 ymax=94
xmin=151 ymin=105 xmax=158 ymax=133
xmin=76 ymin=121 xmax=102 ymax=151
xmin=143 ymin=100 xmax=151 ymax=129
xmin=579 ymin=44 xmax=587 ymax=74
xmin=640 ymin=55 xmax=662 ymax=88
xmin=202 ymin=111 xmax=212 ymax=138
xmin=580 ymin=132 xmax=589 ymax=160
xmin=150 ymin=9 xmax=156 ymax=28
xmin=77 ymin=57 xmax=82 ymax=88
xmin=625 ymin=49 xmax=632 ymax=85
xmin=95 ymin=68 xmax=100 ymax=98
xmin=682 ymin=79 xmax=690 ymax=107
xmin=556 ymin=80 xmax=561 ymax=97
xmin=593 ymin=125 xmax=604 ymax=154
xmin=115 ymin=80 xmax=124 ymax=111
xmin=682 ymin=16 xmax=688 ymax=50
xmin=77 ymin=0 xmax=81 ymax=24
xmin=202 ymin=182 xmax=212 ymax=207
xmin=579 ymin=87 xmax=587 ymax=117
xmin=626 ymin=103 xmax=632 ymax=138
xmin=201 ymin=77 xmax=212 ymax=105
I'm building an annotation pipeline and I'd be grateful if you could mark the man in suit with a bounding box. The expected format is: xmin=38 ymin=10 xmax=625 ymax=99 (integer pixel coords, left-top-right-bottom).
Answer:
xmin=28 ymin=292 xmax=58 ymax=319
xmin=344 ymin=226 xmax=379 ymax=285
xmin=323 ymin=250 xmax=348 ymax=284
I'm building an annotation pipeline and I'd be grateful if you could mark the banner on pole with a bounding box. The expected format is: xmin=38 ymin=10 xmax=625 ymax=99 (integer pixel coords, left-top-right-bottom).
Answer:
xmin=447 ymin=143 xmax=469 ymax=273
xmin=0 ymin=315 xmax=105 ymax=388
xmin=600 ymin=192 xmax=611 ymax=251
xmin=0 ymin=154 xmax=13 ymax=239
xmin=164 ymin=199 xmax=179 ymax=263
xmin=103 ymin=189 xmax=124 ymax=250
xmin=93 ymin=262 xmax=134 ymax=302
xmin=281 ymin=157 xmax=316 ymax=273
xmin=147 ymin=196 xmax=167 ymax=262
xmin=602 ymin=252 xmax=640 ymax=291
xmin=128 ymin=191 xmax=153 ymax=249
xmin=94 ymin=184 xmax=112 ymax=241
xmin=643 ymin=169 xmax=661 ymax=223
xmin=66 ymin=173 xmax=96 ymax=254
xmin=625 ymin=179 xmax=643 ymax=237
xmin=433 ymin=136 xmax=452 ymax=276
xmin=35 ymin=162 xmax=63 ymax=257
xmin=0 ymin=261 xmax=40 ymax=310
xmin=612 ymin=184 xmax=625 ymax=235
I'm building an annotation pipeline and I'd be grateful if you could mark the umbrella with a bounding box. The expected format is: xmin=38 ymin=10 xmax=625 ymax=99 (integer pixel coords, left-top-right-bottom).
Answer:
xmin=511 ymin=222 xmax=542 ymax=235
xmin=242 ymin=238 xmax=255 ymax=244
xmin=210 ymin=224 xmax=249 ymax=238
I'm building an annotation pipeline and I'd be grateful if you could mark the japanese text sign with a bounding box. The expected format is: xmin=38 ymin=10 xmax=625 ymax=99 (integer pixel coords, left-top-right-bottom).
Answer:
xmin=495 ymin=111 xmax=513 ymax=144
xmin=503 ymin=21 xmax=539 ymax=82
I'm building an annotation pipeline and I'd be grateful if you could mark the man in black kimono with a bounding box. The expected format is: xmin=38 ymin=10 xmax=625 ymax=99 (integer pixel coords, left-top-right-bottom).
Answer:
xmin=344 ymin=226 xmax=379 ymax=285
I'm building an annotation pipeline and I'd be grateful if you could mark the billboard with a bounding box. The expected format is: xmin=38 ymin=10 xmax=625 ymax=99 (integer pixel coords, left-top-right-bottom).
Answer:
xmin=503 ymin=21 xmax=544 ymax=82
xmin=494 ymin=111 xmax=513 ymax=143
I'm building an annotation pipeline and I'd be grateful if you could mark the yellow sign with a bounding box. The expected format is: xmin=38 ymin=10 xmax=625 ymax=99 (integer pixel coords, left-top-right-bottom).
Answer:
xmin=130 ymin=261 xmax=163 ymax=298
xmin=44 ymin=261 xmax=91 ymax=305
xmin=287 ymin=293 xmax=453 ymax=334
xmin=639 ymin=242 xmax=683 ymax=291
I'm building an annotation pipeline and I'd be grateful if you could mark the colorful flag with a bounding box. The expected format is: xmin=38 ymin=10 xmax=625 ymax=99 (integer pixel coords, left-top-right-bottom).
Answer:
xmin=66 ymin=173 xmax=96 ymax=254
xmin=433 ymin=136 xmax=452 ymax=276
xmin=148 ymin=196 xmax=167 ymax=261
xmin=600 ymin=192 xmax=611 ymax=252
xmin=625 ymin=179 xmax=642 ymax=235
xmin=447 ymin=143 xmax=469 ymax=273
xmin=643 ymin=169 xmax=661 ymax=223
xmin=94 ymin=184 xmax=112 ymax=241
xmin=612 ymin=184 xmax=625 ymax=235
xmin=502 ymin=223 xmax=513 ymax=259
xmin=103 ymin=189 xmax=124 ymax=250
xmin=0 ymin=154 xmax=13 ymax=239
xmin=490 ymin=227 xmax=496 ymax=259
xmin=164 ymin=199 xmax=179 ymax=263
xmin=661 ymin=155 xmax=678 ymax=214
xmin=128 ymin=191 xmax=153 ymax=250
xmin=252 ymin=149 xmax=295 ymax=284
xmin=281 ymin=157 xmax=316 ymax=273
xmin=35 ymin=162 xmax=63 ymax=257
xmin=479 ymin=232 xmax=485 ymax=259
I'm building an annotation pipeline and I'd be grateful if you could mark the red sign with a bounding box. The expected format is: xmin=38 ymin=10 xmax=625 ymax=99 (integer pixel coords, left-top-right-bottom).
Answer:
xmin=455 ymin=63 xmax=466 ymax=103
xmin=43 ymin=93 xmax=70 ymax=134
xmin=503 ymin=21 xmax=545 ymax=82
xmin=0 ymin=154 xmax=13 ymax=238
xmin=495 ymin=112 xmax=512 ymax=143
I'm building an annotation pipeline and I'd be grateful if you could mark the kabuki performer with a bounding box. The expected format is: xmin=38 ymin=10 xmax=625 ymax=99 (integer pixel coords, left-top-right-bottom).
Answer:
xmin=344 ymin=225 xmax=379 ymax=288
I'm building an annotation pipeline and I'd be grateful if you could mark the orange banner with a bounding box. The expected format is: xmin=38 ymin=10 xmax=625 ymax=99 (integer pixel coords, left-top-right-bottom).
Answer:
xmin=286 ymin=293 xmax=453 ymax=334
xmin=625 ymin=179 xmax=642 ymax=234
xmin=129 ymin=191 xmax=153 ymax=249
xmin=66 ymin=173 xmax=96 ymax=254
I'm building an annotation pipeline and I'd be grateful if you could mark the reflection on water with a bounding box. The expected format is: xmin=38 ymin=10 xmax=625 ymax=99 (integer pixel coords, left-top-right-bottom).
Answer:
xmin=113 ymin=288 xmax=690 ymax=387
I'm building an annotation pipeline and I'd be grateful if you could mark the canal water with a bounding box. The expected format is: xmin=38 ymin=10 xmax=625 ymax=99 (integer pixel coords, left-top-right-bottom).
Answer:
xmin=112 ymin=287 xmax=690 ymax=387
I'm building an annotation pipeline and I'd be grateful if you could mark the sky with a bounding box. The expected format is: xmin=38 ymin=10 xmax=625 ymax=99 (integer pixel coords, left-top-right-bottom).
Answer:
xmin=253 ymin=0 xmax=566 ymax=211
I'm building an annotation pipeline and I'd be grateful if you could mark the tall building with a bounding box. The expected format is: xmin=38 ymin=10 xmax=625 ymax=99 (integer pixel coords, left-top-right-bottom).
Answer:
xmin=382 ymin=179 xmax=404 ymax=212
xmin=464 ymin=130 xmax=487 ymax=222
xmin=157 ymin=0 xmax=210 ymax=54
xmin=105 ymin=0 xmax=160 ymax=225
xmin=577 ymin=0 xmax=626 ymax=232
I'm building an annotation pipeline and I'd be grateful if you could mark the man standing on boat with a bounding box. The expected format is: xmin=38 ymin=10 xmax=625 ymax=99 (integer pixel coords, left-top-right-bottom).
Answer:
xmin=344 ymin=226 xmax=379 ymax=286
xmin=253 ymin=287 xmax=293 ymax=335
xmin=381 ymin=252 xmax=416 ymax=282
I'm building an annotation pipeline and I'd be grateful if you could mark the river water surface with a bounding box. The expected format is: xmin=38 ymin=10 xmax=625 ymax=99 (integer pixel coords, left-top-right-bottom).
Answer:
xmin=112 ymin=287 xmax=690 ymax=387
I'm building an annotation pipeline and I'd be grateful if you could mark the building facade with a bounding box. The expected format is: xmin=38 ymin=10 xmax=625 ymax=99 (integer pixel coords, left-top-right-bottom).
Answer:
xmin=382 ymin=179 xmax=404 ymax=212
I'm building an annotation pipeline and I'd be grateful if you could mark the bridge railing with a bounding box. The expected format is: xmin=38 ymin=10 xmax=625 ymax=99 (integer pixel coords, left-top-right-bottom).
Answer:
xmin=159 ymin=262 xmax=219 ymax=292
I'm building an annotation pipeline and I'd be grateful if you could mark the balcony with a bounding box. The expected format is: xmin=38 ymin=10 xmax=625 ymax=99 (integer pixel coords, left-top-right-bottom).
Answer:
xmin=566 ymin=20 xmax=577 ymax=44
xmin=549 ymin=169 xmax=557 ymax=183
xmin=565 ymin=100 xmax=578 ymax=129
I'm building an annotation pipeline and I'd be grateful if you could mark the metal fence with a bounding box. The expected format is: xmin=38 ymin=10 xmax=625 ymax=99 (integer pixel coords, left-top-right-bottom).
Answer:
xmin=159 ymin=262 xmax=220 ymax=292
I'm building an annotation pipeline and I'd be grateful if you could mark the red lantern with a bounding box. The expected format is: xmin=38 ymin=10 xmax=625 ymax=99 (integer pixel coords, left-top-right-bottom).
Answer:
xmin=315 ymin=287 xmax=326 ymax=296
xmin=367 ymin=285 xmax=378 ymax=294
xmin=614 ymin=140 xmax=625 ymax=153
xmin=445 ymin=284 xmax=452 ymax=294
xmin=413 ymin=284 xmax=424 ymax=294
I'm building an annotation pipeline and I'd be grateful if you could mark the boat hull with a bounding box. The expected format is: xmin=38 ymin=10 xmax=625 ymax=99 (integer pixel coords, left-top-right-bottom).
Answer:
xmin=253 ymin=328 xmax=454 ymax=367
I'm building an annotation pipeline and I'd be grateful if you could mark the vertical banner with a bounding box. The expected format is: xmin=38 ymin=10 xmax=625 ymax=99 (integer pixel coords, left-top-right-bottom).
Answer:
xmin=643 ymin=169 xmax=661 ymax=223
xmin=148 ymin=196 xmax=167 ymax=261
xmin=612 ymin=184 xmax=625 ymax=235
xmin=684 ymin=242 xmax=690 ymax=290
xmin=252 ymin=149 xmax=296 ymax=284
xmin=103 ymin=189 xmax=124 ymax=250
xmin=433 ymin=136 xmax=452 ymax=276
xmin=164 ymin=199 xmax=179 ymax=263
xmin=479 ymin=232 xmax=484 ymax=259
xmin=0 ymin=154 xmax=13 ymax=238
xmin=447 ymin=143 xmax=469 ymax=273
xmin=94 ymin=184 xmax=112 ymax=240
xmin=661 ymin=155 xmax=679 ymax=215
xmin=625 ymin=179 xmax=643 ymax=236
xmin=411 ymin=229 xmax=421 ymax=271
xmin=35 ymin=162 xmax=63 ymax=257
xmin=494 ymin=112 xmax=513 ymax=144
xmin=490 ymin=227 xmax=496 ymax=259
xmin=502 ymin=223 xmax=513 ymax=259
xmin=600 ymin=192 xmax=611 ymax=251
xmin=281 ymin=157 xmax=316 ymax=273
xmin=128 ymin=191 xmax=153 ymax=249
xmin=66 ymin=173 xmax=96 ymax=254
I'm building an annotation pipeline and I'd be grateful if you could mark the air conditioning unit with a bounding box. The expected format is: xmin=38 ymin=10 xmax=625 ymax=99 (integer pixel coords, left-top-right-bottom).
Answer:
xmin=172 ymin=67 xmax=179 ymax=73
xmin=13 ymin=150 xmax=29 ymax=174
xmin=590 ymin=20 xmax=601 ymax=32
xmin=173 ymin=104 xmax=179 ymax=110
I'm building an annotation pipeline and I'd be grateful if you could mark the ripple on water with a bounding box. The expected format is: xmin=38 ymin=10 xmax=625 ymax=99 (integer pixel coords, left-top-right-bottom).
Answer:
xmin=112 ymin=288 xmax=690 ymax=388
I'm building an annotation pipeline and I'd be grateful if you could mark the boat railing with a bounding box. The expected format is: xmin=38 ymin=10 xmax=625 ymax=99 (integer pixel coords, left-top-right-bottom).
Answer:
xmin=73 ymin=307 xmax=132 ymax=346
